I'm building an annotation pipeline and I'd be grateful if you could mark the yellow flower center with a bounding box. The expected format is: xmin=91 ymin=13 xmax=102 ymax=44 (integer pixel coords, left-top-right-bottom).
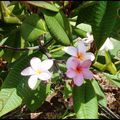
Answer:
xmin=77 ymin=52 xmax=85 ymax=61
xmin=35 ymin=69 xmax=42 ymax=75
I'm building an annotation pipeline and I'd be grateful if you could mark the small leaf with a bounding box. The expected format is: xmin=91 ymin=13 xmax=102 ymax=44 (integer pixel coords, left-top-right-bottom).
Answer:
xmin=92 ymin=79 xmax=107 ymax=107
xmin=72 ymin=80 xmax=98 ymax=119
xmin=21 ymin=14 xmax=47 ymax=42
xmin=104 ymin=72 xmax=120 ymax=88
xmin=26 ymin=1 xmax=59 ymax=12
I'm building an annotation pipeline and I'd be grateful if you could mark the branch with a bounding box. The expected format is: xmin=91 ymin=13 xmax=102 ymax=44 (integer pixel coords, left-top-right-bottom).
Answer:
xmin=0 ymin=45 xmax=39 ymax=51
xmin=0 ymin=39 xmax=53 ymax=52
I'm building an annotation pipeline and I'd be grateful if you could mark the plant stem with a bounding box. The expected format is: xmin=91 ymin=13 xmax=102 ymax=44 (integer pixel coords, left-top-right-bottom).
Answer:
xmin=93 ymin=61 xmax=106 ymax=71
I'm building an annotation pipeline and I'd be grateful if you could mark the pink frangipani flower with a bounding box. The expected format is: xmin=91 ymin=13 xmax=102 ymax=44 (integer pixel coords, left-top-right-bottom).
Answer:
xmin=63 ymin=41 xmax=95 ymax=62
xmin=66 ymin=57 xmax=93 ymax=86
xmin=21 ymin=57 xmax=53 ymax=90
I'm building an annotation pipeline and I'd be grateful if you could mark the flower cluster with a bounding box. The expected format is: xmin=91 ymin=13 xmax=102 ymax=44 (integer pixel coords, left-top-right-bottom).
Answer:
xmin=21 ymin=40 xmax=95 ymax=89
xmin=64 ymin=41 xmax=95 ymax=86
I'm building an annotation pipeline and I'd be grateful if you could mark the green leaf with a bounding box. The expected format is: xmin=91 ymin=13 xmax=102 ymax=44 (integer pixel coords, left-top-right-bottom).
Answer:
xmin=104 ymin=72 xmax=120 ymax=88
xmin=110 ymin=15 xmax=120 ymax=41
xmin=21 ymin=14 xmax=47 ymax=42
xmin=92 ymin=1 xmax=119 ymax=50
xmin=92 ymin=79 xmax=107 ymax=107
xmin=43 ymin=10 xmax=71 ymax=46
xmin=26 ymin=1 xmax=59 ymax=12
xmin=109 ymin=38 xmax=120 ymax=59
xmin=0 ymin=51 xmax=50 ymax=117
xmin=54 ymin=10 xmax=72 ymax=41
xmin=72 ymin=80 xmax=98 ymax=119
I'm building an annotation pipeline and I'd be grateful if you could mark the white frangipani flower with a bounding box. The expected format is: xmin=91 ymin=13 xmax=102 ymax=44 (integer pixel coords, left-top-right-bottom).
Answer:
xmin=82 ymin=32 xmax=94 ymax=44
xmin=100 ymin=38 xmax=114 ymax=51
xmin=21 ymin=57 xmax=53 ymax=90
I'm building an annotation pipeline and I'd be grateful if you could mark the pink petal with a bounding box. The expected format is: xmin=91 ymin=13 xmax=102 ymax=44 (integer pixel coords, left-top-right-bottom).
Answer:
xmin=40 ymin=59 xmax=53 ymax=71
xmin=85 ymin=52 xmax=95 ymax=61
xmin=64 ymin=46 xmax=77 ymax=57
xmin=21 ymin=67 xmax=35 ymax=76
xmin=73 ymin=74 xmax=84 ymax=86
xmin=38 ymin=71 xmax=52 ymax=80
xmin=28 ymin=75 xmax=39 ymax=90
xmin=66 ymin=69 xmax=76 ymax=78
xmin=30 ymin=57 xmax=41 ymax=70
xmin=66 ymin=57 xmax=78 ymax=69
xmin=77 ymin=41 xmax=86 ymax=53
xmin=81 ymin=60 xmax=92 ymax=68
xmin=82 ymin=69 xmax=93 ymax=79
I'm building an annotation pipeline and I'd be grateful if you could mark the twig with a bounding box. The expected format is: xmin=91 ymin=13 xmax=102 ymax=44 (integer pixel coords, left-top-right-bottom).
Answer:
xmin=99 ymin=103 xmax=120 ymax=119
xmin=0 ymin=39 xmax=53 ymax=52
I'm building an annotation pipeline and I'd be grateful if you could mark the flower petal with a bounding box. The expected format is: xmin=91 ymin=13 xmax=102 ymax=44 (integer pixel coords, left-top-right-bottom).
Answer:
xmin=73 ymin=74 xmax=84 ymax=86
xmin=30 ymin=57 xmax=41 ymax=70
xmin=100 ymin=38 xmax=114 ymax=51
xmin=85 ymin=52 xmax=95 ymax=61
xmin=66 ymin=57 xmax=78 ymax=69
xmin=82 ymin=69 xmax=93 ymax=79
xmin=38 ymin=71 xmax=52 ymax=80
xmin=77 ymin=41 xmax=86 ymax=53
xmin=21 ymin=67 xmax=35 ymax=76
xmin=66 ymin=69 xmax=76 ymax=78
xmin=40 ymin=59 xmax=53 ymax=71
xmin=81 ymin=60 xmax=92 ymax=68
xmin=63 ymin=46 xmax=77 ymax=57
xmin=28 ymin=75 xmax=39 ymax=90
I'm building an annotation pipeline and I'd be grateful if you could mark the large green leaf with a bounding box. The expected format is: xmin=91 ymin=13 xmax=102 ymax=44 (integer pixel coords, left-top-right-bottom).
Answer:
xmin=43 ymin=10 xmax=71 ymax=46
xmin=77 ymin=1 xmax=120 ymax=50
xmin=92 ymin=79 xmax=107 ymax=107
xmin=110 ymin=15 xmax=120 ymax=41
xmin=72 ymin=80 xmax=98 ymax=119
xmin=92 ymin=1 xmax=119 ymax=50
xmin=54 ymin=10 xmax=72 ymax=41
xmin=21 ymin=14 xmax=47 ymax=42
xmin=0 ymin=52 xmax=50 ymax=117
xmin=26 ymin=1 xmax=59 ymax=12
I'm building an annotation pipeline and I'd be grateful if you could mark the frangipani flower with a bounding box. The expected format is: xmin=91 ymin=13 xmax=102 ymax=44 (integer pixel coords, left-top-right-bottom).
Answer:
xmin=63 ymin=41 xmax=95 ymax=62
xmin=66 ymin=57 xmax=93 ymax=86
xmin=82 ymin=32 xmax=94 ymax=44
xmin=100 ymin=38 xmax=114 ymax=51
xmin=21 ymin=57 xmax=53 ymax=90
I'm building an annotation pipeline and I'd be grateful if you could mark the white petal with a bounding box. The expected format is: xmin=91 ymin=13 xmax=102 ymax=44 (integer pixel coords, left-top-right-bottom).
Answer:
xmin=85 ymin=52 xmax=95 ymax=61
xmin=40 ymin=59 xmax=53 ymax=71
xmin=63 ymin=46 xmax=77 ymax=57
xmin=77 ymin=41 xmax=86 ymax=53
xmin=21 ymin=67 xmax=35 ymax=76
xmin=30 ymin=57 xmax=41 ymax=70
xmin=38 ymin=71 xmax=52 ymax=80
xmin=28 ymin=75 xmax=40 ymax=90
